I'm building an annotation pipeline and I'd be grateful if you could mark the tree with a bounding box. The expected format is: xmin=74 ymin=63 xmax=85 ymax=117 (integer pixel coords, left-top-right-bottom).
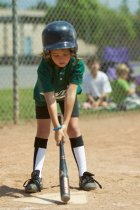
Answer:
xmin=93 ymin=5 xmax=135 ymax=49
xmin=46 ymin=0 xmax=99 ymax=43
xmin=119 ymin=0 xmax=130 ymax=14
xmin=133 ymin=0 xmax=140 ymax=38
xmin=136 ymin=0 xmax=140 ymax=16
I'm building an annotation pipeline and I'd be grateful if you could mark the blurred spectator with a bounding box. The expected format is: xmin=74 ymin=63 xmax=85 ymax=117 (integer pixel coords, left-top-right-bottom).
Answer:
xmin=102 ymin=47 xmax=133 ymax=82
xmin=111 ymin=63 xmax=140 ymax=110
xmin=105 ymin=62 xmax=134 ymax=82
xmin=82 ymin=56 xmax=112 ymax=109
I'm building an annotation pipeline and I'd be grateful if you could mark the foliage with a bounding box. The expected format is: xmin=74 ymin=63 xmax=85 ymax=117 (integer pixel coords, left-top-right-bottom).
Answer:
xmin=46 ymin=0 xmax=99 ymax=43
xmin=134 ymin=0 xmax=140 ymax=38
xmin=119 ymin=0 xmax=130 ymax=14
xmin=136 ymin=0 xmax=140 ymax=15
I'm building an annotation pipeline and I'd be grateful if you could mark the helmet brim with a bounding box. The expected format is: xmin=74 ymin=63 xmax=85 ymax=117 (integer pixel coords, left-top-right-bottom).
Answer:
xmin=43 ymin=42 xmax=77 ymax=52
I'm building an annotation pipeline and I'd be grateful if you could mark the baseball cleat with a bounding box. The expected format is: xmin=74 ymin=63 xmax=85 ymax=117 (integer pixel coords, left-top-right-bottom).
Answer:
xmin=23 ymin=170 xmax=43 ymax=193
xmin=79 ymin=171 xmax=102 ymax=191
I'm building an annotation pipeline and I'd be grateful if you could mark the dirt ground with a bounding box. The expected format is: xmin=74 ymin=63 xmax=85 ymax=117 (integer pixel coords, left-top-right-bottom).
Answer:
xmin=0 ymin=112 xmax=140 ymax=210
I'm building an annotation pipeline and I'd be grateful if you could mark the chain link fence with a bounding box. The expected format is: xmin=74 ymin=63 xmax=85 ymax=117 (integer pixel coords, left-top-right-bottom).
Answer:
xmin=0 ymin=0 xmax=140 ymax=124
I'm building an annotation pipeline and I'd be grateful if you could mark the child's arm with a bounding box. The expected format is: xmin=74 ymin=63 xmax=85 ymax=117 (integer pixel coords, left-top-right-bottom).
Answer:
xmin=44 ymin=91 xmax=65 ymax=145
xmin=63 ymin=83 xmax=77 ymax=127
xmin=86 ymin=94 xmax=95 ymax=104
xmin=44 ymin=91 xmax=60 ymax=128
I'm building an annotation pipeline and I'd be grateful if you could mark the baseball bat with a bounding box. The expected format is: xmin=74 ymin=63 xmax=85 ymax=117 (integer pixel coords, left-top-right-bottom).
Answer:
xmin=58 ymin=114 xmax=70 ymax=203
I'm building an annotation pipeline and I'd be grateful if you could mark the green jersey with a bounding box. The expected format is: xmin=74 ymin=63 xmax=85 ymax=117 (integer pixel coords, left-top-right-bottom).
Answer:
xmin=34 ymin=57 xmax=85 ymax=105
xmin=111 ymin=79 xmax=130 ymax=104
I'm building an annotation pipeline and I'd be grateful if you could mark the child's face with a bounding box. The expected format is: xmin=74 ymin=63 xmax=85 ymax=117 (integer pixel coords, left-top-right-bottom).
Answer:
xmin=91 ymin=61 xmax=100 ymax=76
xmin=91 ymin=61 xmax=100 ymax=71
xmin=50 ymin=49 xmax=71 ymax=68
xmin=121 ymin=72 xmax=129 ymax=80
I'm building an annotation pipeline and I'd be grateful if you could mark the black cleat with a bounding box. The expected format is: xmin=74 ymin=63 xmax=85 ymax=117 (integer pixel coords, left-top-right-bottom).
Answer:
xmin=23 ymin=170 xmax=43 ymax=193
xmin=79 ymin=171 xmax=102 ymax=191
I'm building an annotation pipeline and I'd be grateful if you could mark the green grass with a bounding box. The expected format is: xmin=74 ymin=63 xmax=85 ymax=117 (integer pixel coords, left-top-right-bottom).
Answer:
xmin=0 ymin=88 xmax=139 ymax=123
xmin=0 ymin=88 xmax=35 ymax=122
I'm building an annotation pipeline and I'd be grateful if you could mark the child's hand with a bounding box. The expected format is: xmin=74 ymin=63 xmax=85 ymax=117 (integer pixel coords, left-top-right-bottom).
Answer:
xmin=62 ymin=124 xmax=67 ymax=135
xmin=55 ymin=129 xmax=65 ymax=146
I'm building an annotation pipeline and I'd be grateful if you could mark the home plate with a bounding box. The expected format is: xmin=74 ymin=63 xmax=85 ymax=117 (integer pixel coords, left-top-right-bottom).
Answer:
xmin=15 ymin=191 xmax=87 ymax=205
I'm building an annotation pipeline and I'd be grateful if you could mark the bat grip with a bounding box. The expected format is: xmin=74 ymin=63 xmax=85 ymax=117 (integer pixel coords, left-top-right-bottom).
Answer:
xmin=58 ymin=114 xmax=64 ymax=144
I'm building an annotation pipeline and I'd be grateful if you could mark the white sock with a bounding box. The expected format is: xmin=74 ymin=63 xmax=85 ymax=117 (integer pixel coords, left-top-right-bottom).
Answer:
xmin=34 ymin=148 xmax=46 ymax=178
xmin=73 ymin=146 xmax=87 ymax=176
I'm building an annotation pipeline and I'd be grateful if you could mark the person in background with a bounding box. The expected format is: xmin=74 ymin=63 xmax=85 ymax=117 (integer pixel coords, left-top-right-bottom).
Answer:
xmin=82 ymin=56 xmax=112 ymax=109
xmin=111 ymin=63 xmax=139 ymax=110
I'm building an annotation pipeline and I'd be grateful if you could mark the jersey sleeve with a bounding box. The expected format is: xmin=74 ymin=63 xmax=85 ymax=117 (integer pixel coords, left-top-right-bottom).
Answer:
xmin=37 ymin=59 xmax=54 ymax=93
xmin=69 ymin=59 xmax=85 ymax=85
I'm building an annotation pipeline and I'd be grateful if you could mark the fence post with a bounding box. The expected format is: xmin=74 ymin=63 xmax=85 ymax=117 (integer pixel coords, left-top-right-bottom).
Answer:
xmin=12 ymin=0 xmax=19 ymax=124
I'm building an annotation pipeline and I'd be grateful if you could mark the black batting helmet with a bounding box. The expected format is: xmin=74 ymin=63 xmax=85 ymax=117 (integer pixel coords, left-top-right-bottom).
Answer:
xmin=42 ymin=21 xmax=78 ymax=53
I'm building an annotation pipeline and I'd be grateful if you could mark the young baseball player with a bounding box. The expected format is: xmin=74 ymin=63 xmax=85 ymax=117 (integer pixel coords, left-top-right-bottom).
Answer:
xmin=23 ymin=21 xmax=102 ymax=193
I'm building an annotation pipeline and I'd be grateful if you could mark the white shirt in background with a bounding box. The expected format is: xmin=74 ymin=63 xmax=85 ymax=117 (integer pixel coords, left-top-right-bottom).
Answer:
xmin=83 ymin=71 xmax=112 ymax=98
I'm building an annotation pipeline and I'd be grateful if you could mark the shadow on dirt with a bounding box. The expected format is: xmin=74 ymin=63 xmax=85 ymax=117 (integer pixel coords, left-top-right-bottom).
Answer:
xmin=0 ymin=185 xmax=75 ymax=205
xmin=0 ymin=185 xmax=31 ymax=198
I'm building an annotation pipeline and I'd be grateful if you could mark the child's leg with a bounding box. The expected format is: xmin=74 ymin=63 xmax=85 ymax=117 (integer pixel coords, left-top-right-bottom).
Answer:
xmin=67 ymin=117 xmax=102 ymax=190
xmin=33 ymin=118 xmax=51 ymax=177
xmin=33 ymin=137 xmax=48 ymax=178
xmin=60 ymin=99 xmax=102 ymax=190
xmin=67 ymin=117 xmax=87 ymax=176
xmin=69 ymin=135 xmax=87 ymax=176
xmin=23 ymin=105 xmax=51 ymax=193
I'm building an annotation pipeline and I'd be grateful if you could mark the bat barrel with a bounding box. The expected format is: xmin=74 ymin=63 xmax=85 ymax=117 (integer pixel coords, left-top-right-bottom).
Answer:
xmin=58 ymin=114 xmax=70 ymax=203
xmin=59 ymin=141 xmax=70 ymax=203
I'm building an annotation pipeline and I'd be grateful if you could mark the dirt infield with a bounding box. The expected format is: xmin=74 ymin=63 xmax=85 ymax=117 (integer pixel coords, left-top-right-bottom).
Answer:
xmin=0 ymin=113 xmax=140 ymax=210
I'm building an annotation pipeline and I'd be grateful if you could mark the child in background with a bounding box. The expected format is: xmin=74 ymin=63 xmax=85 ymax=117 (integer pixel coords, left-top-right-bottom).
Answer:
xmin=111 ymin=63 xmax=138 ymax=109
xmin=83 ymin=56 xmax=112 ymax=109
xmin=23 ymin=21 xmax=102 ymax=193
